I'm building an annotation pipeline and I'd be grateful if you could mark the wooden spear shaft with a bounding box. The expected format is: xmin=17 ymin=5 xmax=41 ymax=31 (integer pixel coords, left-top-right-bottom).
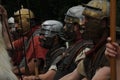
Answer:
xmin=110 ymin=0 xmax=116 ymax=80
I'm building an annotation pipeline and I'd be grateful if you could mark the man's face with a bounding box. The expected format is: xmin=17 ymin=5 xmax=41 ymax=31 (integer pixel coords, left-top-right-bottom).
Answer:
xmin=14 ymin=15 xmax=30 ymax=33
xmin=40 ymin=36 xmax=55 ymax=49
xmin=64 ymin=23 xmax=74 ymax=32
xmin=39 ymin=28 xmax=56 ymax=49
xmin=82 ymin=16 xmax=104 ymax=40
xmin=60 ymin=22 xmax=77 ymax=42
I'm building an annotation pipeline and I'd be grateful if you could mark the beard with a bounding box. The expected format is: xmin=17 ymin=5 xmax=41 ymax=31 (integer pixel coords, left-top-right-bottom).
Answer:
xmin=60 ymin=30 xmax=76 ymax=42
xmin=40 ymin=37 xmax=54 ymax=49
xmin=82 ymin=21 xmax=105 ymax=42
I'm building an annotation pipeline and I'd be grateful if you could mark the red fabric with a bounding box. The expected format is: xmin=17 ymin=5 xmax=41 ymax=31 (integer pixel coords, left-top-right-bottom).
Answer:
xmin=26 ymin=36 xmax=48 ymax=61
xmin=12 ymin=37 xmax=27 ymax=65
xmin=26 ymin=25 xmax=41 ymax=38
xmin=12 ymin=25 xmax=48 ymax=65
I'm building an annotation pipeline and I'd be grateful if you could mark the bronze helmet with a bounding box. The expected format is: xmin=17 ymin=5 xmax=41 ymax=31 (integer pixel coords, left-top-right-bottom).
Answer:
xmin=14 ymin=5 xmax=35 ymax=33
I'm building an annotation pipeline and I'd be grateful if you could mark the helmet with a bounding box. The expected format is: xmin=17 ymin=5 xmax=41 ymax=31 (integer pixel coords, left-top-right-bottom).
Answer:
xmin=8 ymin=17 xmax=15 ymax=29
xmin=61 ymin=5 xmax=85 ymax=42
xmin=40 ymin=20 xmax=63 ymax=37
xmin=8 ymin=17 xmax=15 ymax=24
xmin=64 ymin=5 xmax=85 ymax=25
xmin=14 ymin=5 xmax=35 ymax=33
xmin=40 ymin=20 xmax=63 ymax=49
xmin=14 ymin=5 xmax=34 ymax=18
xmin=82 ymin=0 xmax=110 ymax=43
xmin=8 ymin=17 xmax=15 ymax=32
xmin=82 ymin=0 xmax=110 ymax=20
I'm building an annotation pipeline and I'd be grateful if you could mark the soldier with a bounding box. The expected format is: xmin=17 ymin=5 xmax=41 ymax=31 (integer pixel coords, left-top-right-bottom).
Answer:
xmin=0 ymin=5 xmax=18 ymax=80
xmin=23 ymin=20 xmax=65 ymax=80
xmin=53 ymin=5 xmax=94 ymax=80
xmin=24 ymin=5 xmax=93 ymax=80
xmin=11 ymin=6 xmax=48 ymax=76
xmin=60 ymin=0 xmax=110 ymax=80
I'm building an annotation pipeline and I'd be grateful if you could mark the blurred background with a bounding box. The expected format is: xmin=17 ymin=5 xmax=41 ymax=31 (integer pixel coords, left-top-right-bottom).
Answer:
xmin=0 ymin=0 xmax=120 ymax=27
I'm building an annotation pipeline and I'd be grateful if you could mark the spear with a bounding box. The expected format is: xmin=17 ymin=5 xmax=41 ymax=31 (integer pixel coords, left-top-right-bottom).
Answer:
xmin=110 ymin=0 xmax=116 ymax=80
xmin=16 ymin=0 xmax=30 ymax=75
xmin=26 ymin=0 xmax=40 ymax=79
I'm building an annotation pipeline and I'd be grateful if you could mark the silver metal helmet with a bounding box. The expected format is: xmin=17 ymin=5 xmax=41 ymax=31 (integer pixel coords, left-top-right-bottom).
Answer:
xmin=8 ymin=17 xmax=15 ymax=24
xmin=64 ymin=5 xmax=85 ymax=25
xmin=41 ymin=20 xmax=63 ymax=37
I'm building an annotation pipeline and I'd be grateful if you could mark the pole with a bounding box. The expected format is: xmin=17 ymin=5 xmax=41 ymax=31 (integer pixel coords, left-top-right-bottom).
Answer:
xmin=110 ymin=0 xmax=116 ymax=80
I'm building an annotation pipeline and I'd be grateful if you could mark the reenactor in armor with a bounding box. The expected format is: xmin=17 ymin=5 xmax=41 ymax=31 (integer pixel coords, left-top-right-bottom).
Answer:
xmin=23 ymin=1 xmax=109 ymax=79
xmin=53 ymin=5 xmax=95 ymax=80
xmin=23 ymin=5 xmax=89 ymax=80
xmin=23 ymin=20 xmax=65 ymax=80
xmin=30 ymin=5 xmax=93 ymax=80
xmin=23 ymin=4 xmax=99 ymax=80
xmin=10 ymin=6 xmax=48 ymax=77
xmin=60 ymin=0 xmax=110 ymax=80
xmin=0 ymin=5 xmax=18 ymax=80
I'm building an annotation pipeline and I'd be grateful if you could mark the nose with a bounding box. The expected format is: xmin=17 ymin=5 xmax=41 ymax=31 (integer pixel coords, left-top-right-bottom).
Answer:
xmin=63 ymin=25 xmax=67 ymax=31
xmin=15 ymin=23 xmax=19 ymax=28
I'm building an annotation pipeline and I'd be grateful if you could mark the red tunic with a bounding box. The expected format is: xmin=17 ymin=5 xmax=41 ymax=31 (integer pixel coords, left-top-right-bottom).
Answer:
xmin=12 ymin=25 xmax=48 ymax=65
xmin=13 ymin=37 xmax=27 ymax=64
xmin=26 ymin=35 xmax=48 ymax=61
